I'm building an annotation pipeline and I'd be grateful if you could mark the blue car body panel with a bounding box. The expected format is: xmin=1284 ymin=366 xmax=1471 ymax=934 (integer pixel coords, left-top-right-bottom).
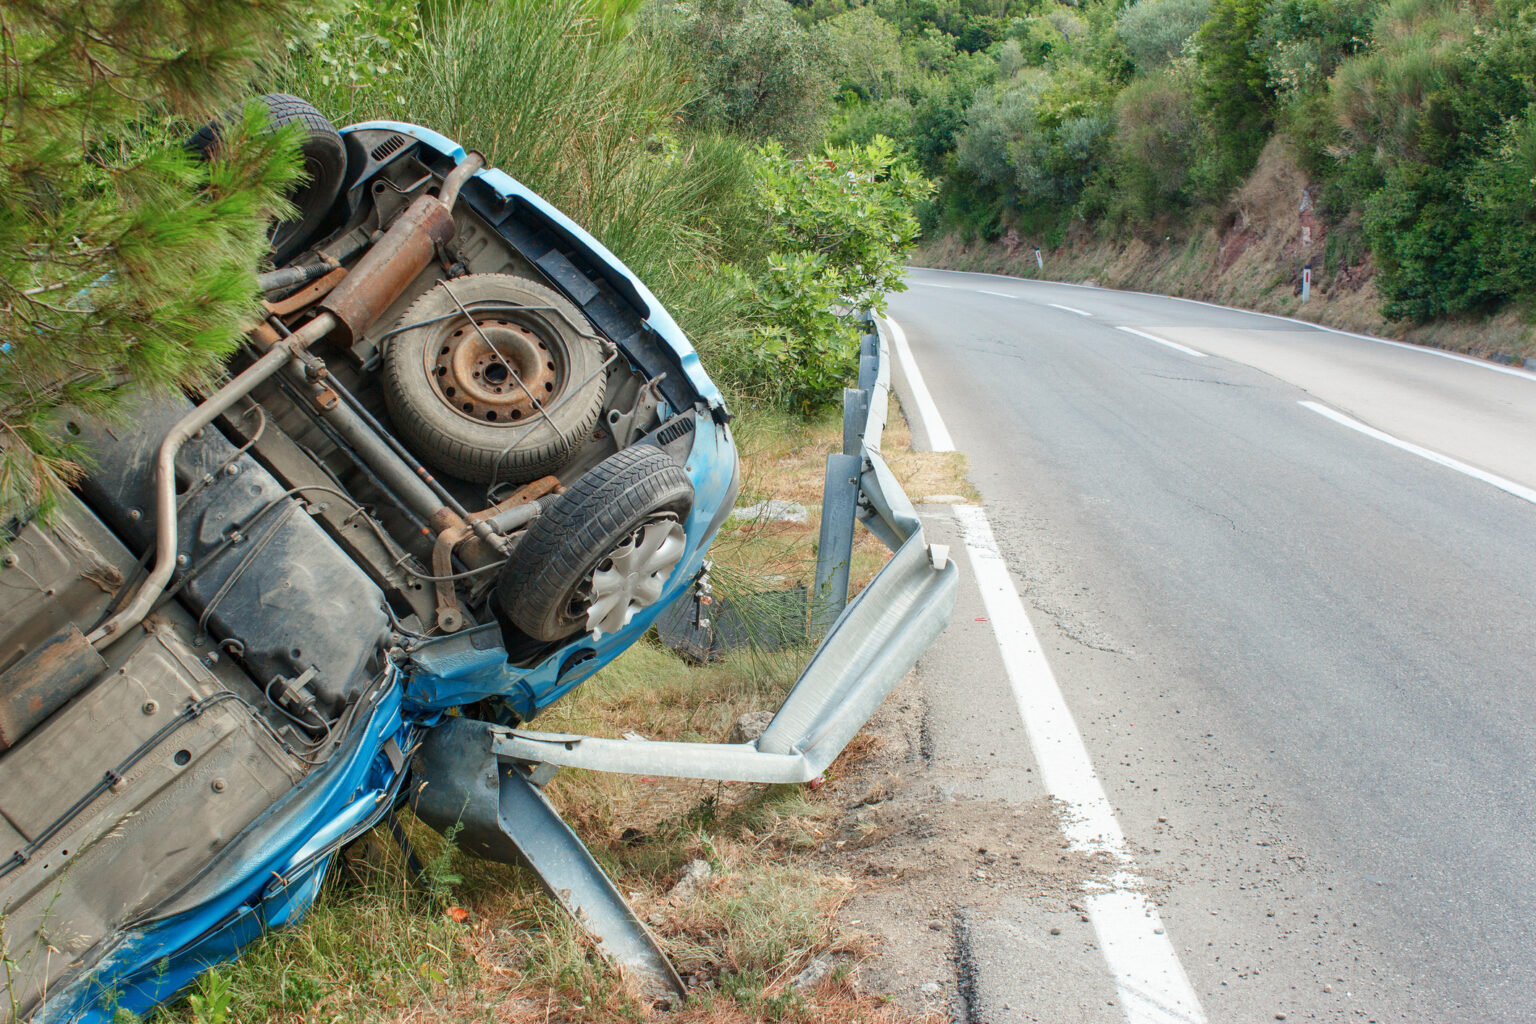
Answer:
xmin=35 ymin=123 xmax=737 ymax=1022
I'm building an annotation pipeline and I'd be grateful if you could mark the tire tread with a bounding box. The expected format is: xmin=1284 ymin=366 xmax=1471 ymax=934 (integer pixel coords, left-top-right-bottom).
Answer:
xmin=498 ymin=446 xmax=693 ymax=641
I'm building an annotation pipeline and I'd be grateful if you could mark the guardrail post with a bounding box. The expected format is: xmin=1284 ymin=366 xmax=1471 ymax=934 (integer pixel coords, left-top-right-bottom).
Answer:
xmin=842 ymin=386 xmax=869 ymax=455
xmin=857 ymin=351 xmax=878 ymax=391
xmin=813 ymin=452 xmax=861 ymax=634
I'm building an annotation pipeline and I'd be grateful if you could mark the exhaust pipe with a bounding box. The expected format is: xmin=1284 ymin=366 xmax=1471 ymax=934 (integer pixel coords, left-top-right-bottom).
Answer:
xmin=89 ymin=152 xmax=489 ymax=649
xmin=87 ymin=313 xmax=339 ymax=647
xmin=320 ymin=152 xmax=485 ymax=346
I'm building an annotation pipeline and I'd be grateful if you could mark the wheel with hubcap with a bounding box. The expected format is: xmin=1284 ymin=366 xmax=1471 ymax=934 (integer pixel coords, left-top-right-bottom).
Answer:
xmin=497 ymin=446 xmax=694 ymax=641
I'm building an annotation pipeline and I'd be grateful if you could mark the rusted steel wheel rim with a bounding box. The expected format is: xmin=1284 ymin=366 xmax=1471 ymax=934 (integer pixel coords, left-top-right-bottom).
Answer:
xmin=427 ymin=317 xmax=560 ymax=424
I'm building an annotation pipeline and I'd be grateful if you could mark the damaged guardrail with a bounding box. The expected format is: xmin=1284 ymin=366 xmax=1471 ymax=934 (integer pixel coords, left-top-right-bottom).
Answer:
xmin=814 ymin=312 xmax=887 ymax=631
xmin=487 ymin=311 xmax=956 ymax=782
xmin=413 ymin=311 xmax=957 ymax=998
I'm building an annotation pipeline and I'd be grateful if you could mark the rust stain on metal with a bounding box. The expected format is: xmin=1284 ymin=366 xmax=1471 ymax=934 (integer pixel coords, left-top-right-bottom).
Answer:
xmin=0 ymin=624 xmax=106 ymax=750
xmin=266 ymin=267 xmax=348 ymax=317
xmin=321 ymin=202 xmax=454 ymax=346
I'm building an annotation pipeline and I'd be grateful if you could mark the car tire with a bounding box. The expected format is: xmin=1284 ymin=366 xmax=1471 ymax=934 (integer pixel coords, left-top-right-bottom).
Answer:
xmin=382 ymin=274 xmax=608 ymax=484
xmin=497 ymin=446 xmax=693 ymax=642
xmin=186 ymin=93 xmax=347 ymax=265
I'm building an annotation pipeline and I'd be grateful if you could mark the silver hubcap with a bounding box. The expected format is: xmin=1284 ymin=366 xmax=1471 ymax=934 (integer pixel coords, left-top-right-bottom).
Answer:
xmin=583 ymin=514 xmax=687 ymax=638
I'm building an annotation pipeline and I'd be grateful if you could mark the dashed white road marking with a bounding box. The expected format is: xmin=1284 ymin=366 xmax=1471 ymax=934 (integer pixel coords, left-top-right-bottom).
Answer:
xmin=953 ymin=504 xmax=1207 ymax=1024
xmin=1299 ymin=400 xmax=1536 ymax=506
xmin=1049 ymin=302 xmax=1092 ymax=316
xmin=882 ymin=316 xmax=956 ymax=452
xmin=911 ymin=264 xmax=1536 ymax=383
xmin=978 ymin=288 xmax=1015 ymax=298
xmin=1117 ymin=326 xmax=1207 ymax=359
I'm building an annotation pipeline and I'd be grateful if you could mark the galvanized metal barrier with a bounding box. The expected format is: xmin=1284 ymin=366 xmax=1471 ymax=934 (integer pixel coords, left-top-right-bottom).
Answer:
xmin=494 ymin=311 xmax=957 ymax=783
xmin=814 ymin=312 xmax=886 ymax=632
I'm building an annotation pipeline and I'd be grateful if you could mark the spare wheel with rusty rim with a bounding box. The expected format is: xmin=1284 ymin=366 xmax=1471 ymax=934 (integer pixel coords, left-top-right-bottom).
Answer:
xmin=382 ymin=274 xmax=607 ymax=483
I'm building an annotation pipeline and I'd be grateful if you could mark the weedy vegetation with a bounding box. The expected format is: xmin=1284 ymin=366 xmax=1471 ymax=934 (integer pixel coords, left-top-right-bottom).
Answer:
xmin=5 ymin=0 xmax=942 ymax=1018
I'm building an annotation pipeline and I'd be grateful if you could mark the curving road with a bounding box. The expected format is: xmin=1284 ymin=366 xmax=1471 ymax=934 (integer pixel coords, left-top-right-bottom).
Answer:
xmin=888 ymin=267 xmax=1536 ymax=1022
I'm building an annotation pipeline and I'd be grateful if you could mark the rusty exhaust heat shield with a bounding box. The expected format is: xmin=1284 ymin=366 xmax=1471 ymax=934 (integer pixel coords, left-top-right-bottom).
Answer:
xmin=90 ymin=154 xmax=486 ymax=650
xmin=321 ymin=152 xmax=485 ymax=345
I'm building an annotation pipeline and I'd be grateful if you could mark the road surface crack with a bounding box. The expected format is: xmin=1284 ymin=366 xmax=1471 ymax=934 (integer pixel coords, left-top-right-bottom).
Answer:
xmin=952 ymin=908 xmax=982 ymax=1024
xmin=1144 ymin=372 xmax=1255 ymax=387
xmin=1191 ymin=501 xmax=1238 ymax=531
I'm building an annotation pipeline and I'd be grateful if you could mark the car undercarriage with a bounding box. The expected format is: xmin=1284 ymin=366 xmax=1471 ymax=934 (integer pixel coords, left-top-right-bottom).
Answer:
xmin=0 ymin=100 xmax=954 ymax=1022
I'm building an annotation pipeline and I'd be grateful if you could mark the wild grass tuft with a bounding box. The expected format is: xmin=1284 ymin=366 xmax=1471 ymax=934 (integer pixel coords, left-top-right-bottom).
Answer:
xmin=273 ymin=0 xmax=758 ymax=390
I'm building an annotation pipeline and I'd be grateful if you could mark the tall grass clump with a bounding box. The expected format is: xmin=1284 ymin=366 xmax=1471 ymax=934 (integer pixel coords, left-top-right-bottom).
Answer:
xmin=275 ymin=0 xmax=758 ymax=373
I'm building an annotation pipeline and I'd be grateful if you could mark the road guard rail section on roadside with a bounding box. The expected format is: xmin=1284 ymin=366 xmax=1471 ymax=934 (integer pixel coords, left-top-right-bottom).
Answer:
xmin=491 ymin=309 xmax=958 ymax=782
xmin=413 ymin=310 xmax=959 ymax=998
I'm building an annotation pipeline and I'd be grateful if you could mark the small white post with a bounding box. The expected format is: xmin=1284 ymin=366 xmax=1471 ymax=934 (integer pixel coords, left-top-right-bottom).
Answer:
xmin=1301 ymin=266 xmax=1312 ymax=303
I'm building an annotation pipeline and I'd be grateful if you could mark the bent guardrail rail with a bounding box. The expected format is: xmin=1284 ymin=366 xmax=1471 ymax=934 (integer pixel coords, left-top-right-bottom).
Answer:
xmin=412 ymin=311 xmax=958 ymax=998
xmin=490 ymin=311 xmax=957 ymax=782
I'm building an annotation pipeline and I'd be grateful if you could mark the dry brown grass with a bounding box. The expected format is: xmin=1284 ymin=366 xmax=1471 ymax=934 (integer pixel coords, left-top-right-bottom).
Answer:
xmin=880 ymin=399 xmax=978 ymax=504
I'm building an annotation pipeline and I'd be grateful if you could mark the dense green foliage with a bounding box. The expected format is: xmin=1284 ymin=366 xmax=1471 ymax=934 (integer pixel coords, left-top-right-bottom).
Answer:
xmin=276 ymin=0 xmax=929 ymax=411
xmin=0 ymin=0 xmax=307 ymax=518
xmin=801 ymin=0 xmax=1536 ymax=327
xmin=729 ymin=138 xmax=933 ymax=409
xmin=0 ymin=0 xmax=934 ymax=521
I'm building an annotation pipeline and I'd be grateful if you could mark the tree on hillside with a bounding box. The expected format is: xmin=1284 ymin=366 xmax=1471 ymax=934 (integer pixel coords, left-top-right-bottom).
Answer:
xmin=1193 ymin=0 xmax=1272 ymax=194
xmin=650 ymin=0 xmax=834 ymax=148
xmin=0 ymin=0 xmax=307 ymax=520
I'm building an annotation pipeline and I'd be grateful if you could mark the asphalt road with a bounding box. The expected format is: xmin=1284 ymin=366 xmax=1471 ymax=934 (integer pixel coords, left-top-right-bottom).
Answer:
xmin=887 ymin=268 xmax=1536 ymax=1023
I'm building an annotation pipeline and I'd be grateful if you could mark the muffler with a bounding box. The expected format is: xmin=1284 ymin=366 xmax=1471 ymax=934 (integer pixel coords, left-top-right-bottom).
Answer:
xmin=320 ymin=152 xmax=485 ymax=346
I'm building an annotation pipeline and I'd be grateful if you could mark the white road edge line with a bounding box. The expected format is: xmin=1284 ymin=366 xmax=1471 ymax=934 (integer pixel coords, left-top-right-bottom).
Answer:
xmin=912 ymin=265 xmax=1536 ymax=383
xmin=882 ymin=316 xmax=957 ymax=452
xmin=953 ymin=504 xmax=1206 ymax=1024
xmin=1049 ymin=302 xmax=1093 ymax=317
xmin=1299 ymin=401 xmax=1536 ymax=506
xmin=1116 ymin=326 xmax=1207 ymax=359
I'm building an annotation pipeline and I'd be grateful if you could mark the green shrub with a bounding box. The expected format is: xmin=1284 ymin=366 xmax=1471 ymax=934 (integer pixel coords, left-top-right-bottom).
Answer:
xmin=822 ymin=6 xmax=906 ymax=102
xmin=1115 ymin=0 xmax=1211 ymax=72
xmin=1465 ymin=105 xmax=1536 ymax=305
xmin=645 ymin=0 xmax=835 ymax=149
xmin=731 ymin=138 xmax=933 ymax=410
xmin=1110 ymin=67 xmax=1202 ymax=222
xmin=1363 ymin=164 xmax=1497 ymax=320
xmin=1256 ymin=0 xmax=1378 ymax=98
xmin=1328 ymin=0 xmax=1476 ymax=165
xmin=276 ymin=0 xmax=761 ymax=388
xmin=1193 ymin=0 xmax=1273 ymax=195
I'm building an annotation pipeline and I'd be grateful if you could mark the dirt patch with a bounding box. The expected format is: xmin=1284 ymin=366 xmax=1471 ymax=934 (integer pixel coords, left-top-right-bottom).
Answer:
xmin=800 ymin=676 xmax=1105 ymax=1014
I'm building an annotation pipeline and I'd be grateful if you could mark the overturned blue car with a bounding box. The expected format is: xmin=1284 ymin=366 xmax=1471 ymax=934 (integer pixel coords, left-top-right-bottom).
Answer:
xmin=0 ymin=97 xmax=955 ymax=1021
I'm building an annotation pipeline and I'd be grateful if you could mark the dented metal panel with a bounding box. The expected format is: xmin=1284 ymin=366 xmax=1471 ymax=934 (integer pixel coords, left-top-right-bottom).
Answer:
xmin=0 ymin=627 xmax=301 ymax=1020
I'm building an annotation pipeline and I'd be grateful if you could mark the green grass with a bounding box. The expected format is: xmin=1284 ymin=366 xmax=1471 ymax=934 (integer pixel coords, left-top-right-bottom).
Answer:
xmin=143 ymin=398 xmax=953 ymax=1024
